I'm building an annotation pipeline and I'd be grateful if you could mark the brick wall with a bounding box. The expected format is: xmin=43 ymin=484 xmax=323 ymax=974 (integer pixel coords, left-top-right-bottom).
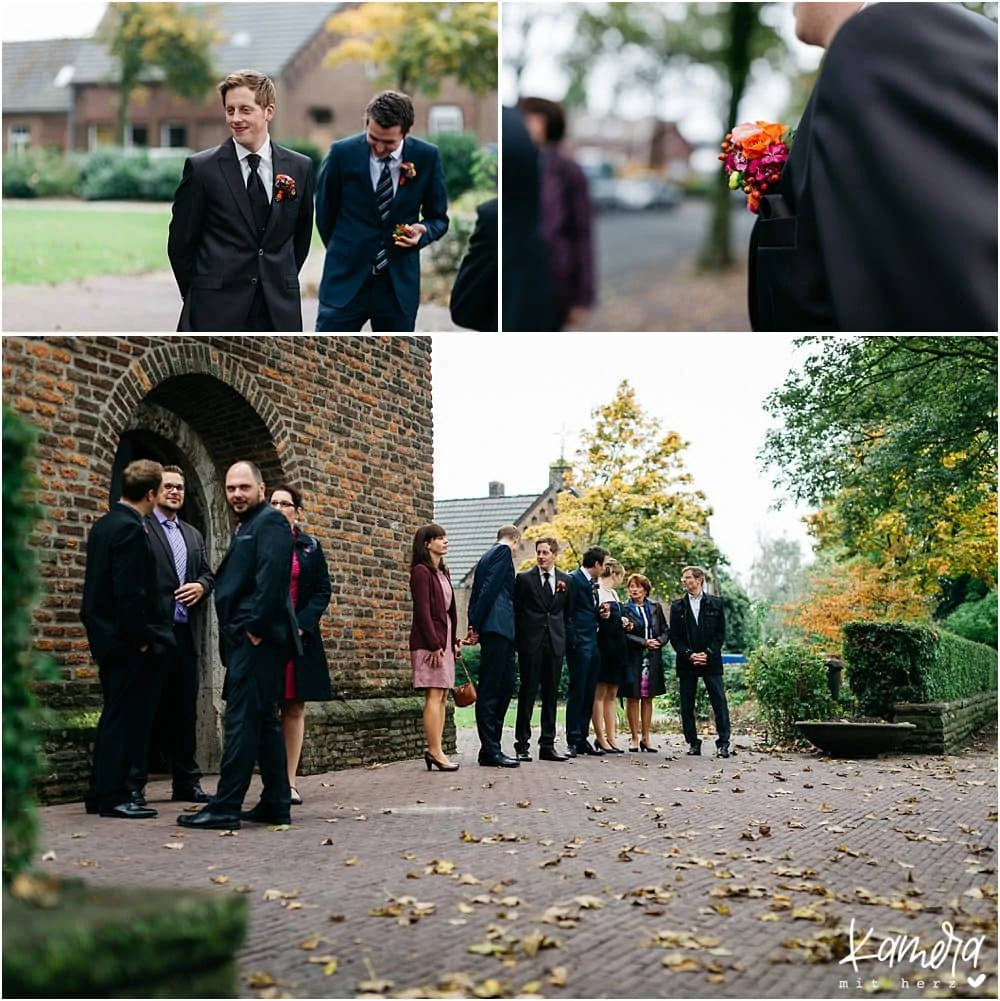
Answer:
xmin=2 ymin=335 xmax=441 ymax=800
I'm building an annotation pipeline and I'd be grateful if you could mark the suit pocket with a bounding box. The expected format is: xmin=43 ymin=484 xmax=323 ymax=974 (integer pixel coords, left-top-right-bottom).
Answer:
xmin=756 ymin=217 xmax=797 ymax=249
xmin=190 ymin=276 xmax=224 ymax=290
xmin=284 ymin=275 xmax=300 ymax=290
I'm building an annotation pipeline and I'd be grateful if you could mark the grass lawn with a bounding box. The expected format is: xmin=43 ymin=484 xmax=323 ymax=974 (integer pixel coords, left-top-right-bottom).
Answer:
xmin=453 ymin=703 xmax=568 ymax=730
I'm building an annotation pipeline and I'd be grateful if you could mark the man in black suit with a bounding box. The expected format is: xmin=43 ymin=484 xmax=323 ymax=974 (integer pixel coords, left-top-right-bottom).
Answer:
xmin=669 ymin=566 xmax=730 ymax=758
xmin=564 ymin=546 xmax=608 ymax=757
xmin=179 ymin=461 xmax=300 ymax=830
xmin=315 ymin=90 xmax=450 ymax=332
xmin=168 ymin=69 xmax=315 ymax=331
xmin=450 ymin=196 xmax=498 ymax=331
xmin=466 ymin=525 xmax=521 ymax=768
xmin=81 ymin=460 xmax=172 ymax=819
xmin=513 ymin=537 xmax=572 ymax=762
xmin=749 ymin=2 xmax=997 ymax=331
xmin=501 ymin=106 xmax=555 ymax=332
xmin=143 ymin=465 xmax=214 ymax=804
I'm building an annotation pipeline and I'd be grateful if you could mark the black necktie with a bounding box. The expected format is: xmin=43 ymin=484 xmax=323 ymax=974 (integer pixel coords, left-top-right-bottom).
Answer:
xmin=373 ymin=157 xmax=393 ymax=272
xmin=246 ymin=152 xmax=269 ymax=234
xmin=592 ymin=578 xmax=600 ymax=608
xmin=542 ymin=571 xmax=552 ymax=596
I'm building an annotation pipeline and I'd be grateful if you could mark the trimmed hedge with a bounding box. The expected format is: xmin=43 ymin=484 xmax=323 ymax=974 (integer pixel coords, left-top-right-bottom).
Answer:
xmin=842 ymin=621 xmax=998 ymax=720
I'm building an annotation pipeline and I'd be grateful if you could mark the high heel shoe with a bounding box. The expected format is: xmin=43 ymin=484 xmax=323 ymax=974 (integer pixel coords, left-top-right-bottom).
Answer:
xmin=628 ymin=743 xmax=640 ymax=752
xmin=289 ymin=786 xmax=303 ymax=805
xmin=424 ymin=752 xmax=459 ymax=772
xmin=599 ymin=741 xmax=624 ymax=754
xmin=639 ymin=740 xmax=659 ymax=753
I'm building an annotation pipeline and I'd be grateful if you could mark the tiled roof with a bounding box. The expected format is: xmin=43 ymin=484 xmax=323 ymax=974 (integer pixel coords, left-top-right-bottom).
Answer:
xmin=2 ymin=39 xmax=86 ymax=113
xmin=434 ymin=494 xmax=540 ymax=583
xmin=3 ymin=3 xmax=340 ymax=105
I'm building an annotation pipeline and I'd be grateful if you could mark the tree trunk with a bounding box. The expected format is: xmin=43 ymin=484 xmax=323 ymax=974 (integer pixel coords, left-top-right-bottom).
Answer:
xmin=117 ymin=83 xmax=131 ymax=148
xmin=699 ymin=2 xmax=759 ymax=270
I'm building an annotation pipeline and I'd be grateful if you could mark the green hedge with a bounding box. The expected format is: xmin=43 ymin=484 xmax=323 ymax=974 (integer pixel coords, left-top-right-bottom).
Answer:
xmin=2 ymin=148 xmax=80 ymax=198
xmin=842 ymin=620 xmax=998 ymax=719
xmin=77 ymin=149 xmax=186 ymax=201
xmin=746 ymin=640 xmax=838 ymax=742
xmin=943 ymin=592 xmax=998 ymax=648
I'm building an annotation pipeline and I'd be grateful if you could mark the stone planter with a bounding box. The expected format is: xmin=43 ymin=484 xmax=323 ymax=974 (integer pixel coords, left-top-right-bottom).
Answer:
xmin=794 ymin=720 xmax=917 ymax=758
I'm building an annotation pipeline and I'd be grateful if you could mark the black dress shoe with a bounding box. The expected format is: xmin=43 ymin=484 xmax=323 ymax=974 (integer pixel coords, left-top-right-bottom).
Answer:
xmin=172 ymin=784 xmax=210 ymax=803
xmin=100 ymin=801 xmax=158 ymax=819
xmin=579 ymin=742 xmax=604 ymax=756
xmin=564 ymin=746 xmax=578 ymax=758
xmin=478 ymin=754 xmax=520 ymax=768
xmin=686 ymin=744 xmax=702 ymax=756
xmin=515 ymin=749 xmax=532 ymax=762
xmin=129 ymin=789 xmax=148 ymax=807
xmin=716 ymin=744 xmax=731 ymax=758
xmin=539 ymin=748 xmax=569 ymax=762
xmin=241 ymin=804 xmax=291 ymax=825
xmin=177 ymin=808 xmax=241 ymax=830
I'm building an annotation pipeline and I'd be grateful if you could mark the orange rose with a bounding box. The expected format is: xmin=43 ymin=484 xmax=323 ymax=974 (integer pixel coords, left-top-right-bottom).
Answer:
xmin=737 ymin=120 xmax=787 ymax=158
xmin=757 ymin=120 xmax=787 ymax=143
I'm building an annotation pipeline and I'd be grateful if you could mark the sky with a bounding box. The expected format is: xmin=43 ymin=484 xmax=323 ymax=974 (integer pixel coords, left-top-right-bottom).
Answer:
xmin=431 ymin=333 xmax=816 ymax=585
xmin=2 ymin=1 xmax=108 ymax=40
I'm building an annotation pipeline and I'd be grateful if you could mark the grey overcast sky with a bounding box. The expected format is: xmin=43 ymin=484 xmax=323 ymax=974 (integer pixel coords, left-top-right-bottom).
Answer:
xmin=2 ymin=0 xmax=107 ymax=39
xmin=431 ymin=333 xmax=816 ymax=585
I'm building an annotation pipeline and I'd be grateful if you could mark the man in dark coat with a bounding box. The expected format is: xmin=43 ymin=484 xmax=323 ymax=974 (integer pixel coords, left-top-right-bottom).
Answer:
xmin=168 ymin=69 xmax=315 ymax=332
xmin=81 ymin=460 xmax=172 ymax=819
xmin=179 ymin=461 xmax=300 ymax=830
xmin=563 ymin=546 xmax=608 ymax=757
xmin=513 ymin=537 xmax=573 ymax=762
xmin=467 ymin=525 xmax=521 ymax=767
xmin=749 ymin=2 xmax=997 ymax=331
xmin=315 ymin=90 xmax=449 ymax=332
xmin=450 ymin=196 xmax=498 ymax=331
xmin=668 ymin=566 xmax=730 ymax=758
xmin=143 ymin=465 xmax=214 ymax=804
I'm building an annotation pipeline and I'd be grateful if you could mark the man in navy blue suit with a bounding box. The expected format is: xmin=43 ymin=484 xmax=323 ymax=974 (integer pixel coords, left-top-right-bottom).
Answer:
xmin=315 ymin=91 xmax=450 ymax=332
xmin=564 ymin=546 xmax=608 ymax=757
xmin=467 ymin=525 xmax=521 ymax=767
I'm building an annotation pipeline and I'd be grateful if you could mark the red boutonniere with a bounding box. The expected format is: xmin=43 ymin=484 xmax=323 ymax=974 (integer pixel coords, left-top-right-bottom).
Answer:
xmin=719 ymin=120 xmax=794 ymax=214
xmin=555 ymin=580 xmax=567 ymax=593
xmin=399 ymin=161 xmax=417 ymax=186
xmin=274 ymin=174 xmax=297 ymax=202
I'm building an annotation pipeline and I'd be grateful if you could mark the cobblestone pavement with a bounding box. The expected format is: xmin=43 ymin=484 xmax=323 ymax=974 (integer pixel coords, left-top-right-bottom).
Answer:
xmin=34 ymin=726 xmax=998 ymax=1000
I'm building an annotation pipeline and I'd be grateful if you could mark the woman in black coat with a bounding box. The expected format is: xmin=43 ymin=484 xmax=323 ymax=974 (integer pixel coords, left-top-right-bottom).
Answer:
xmin=621 ymin=573 xmax=669 ymax=752
xmin=270 ymin=485 xmax=333 ymax=806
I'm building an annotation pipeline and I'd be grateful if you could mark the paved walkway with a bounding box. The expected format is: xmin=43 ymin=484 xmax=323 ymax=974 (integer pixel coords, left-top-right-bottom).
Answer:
xmin=32 ymin=725 xmax=997 ymax=999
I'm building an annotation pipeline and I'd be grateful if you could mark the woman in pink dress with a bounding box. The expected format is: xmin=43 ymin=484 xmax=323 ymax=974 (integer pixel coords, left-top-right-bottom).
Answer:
xmin=409 ymin=523 xmax=461 ymax=771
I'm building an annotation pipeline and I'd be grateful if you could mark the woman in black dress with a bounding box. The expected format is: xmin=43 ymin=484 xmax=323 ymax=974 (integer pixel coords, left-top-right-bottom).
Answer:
xmin=621 ymin=573 xmax=669 ymax=752
xmin=593 ymin=558 xmax=630 ymax=752
xmin=270 ymin=485 xmax=333 ymax=805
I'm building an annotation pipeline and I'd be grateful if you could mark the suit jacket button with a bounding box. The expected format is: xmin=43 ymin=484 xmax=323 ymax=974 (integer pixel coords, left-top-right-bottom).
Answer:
xmin=258 ymin=248 xmax=264 ymax=256
xmin=251 ymin=277 xmax=258 ymax=285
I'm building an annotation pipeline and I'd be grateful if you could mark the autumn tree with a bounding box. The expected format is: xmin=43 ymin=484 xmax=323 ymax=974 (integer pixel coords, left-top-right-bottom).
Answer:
xmin=324 ymin=3 xmax=498 ymax=98
xmin=524 ymin=380 xmax=721 ymax=599
xmin=99 ymin=3 xmax=218 ymax=147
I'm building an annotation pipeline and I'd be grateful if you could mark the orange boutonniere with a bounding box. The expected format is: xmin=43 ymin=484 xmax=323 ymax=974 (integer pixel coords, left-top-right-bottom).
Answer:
xmin=399 ymin=161 xmax=417 ymax=186
xmin=274 ymin=174 xmax=297 ymax=202
xmin=555 ymin=580 xmax=567 ymax=593
xmin=719 ymin=120 xmax=794 ymax=214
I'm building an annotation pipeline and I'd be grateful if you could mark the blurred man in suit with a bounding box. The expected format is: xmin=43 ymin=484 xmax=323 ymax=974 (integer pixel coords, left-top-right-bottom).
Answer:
xmin=749 ymin=2 xmax=997 ymax=331
xmin=669 ymin=566 xmax=730 ymax=758
xmin=450 ymin=196 xmax=498 ymax=331
xmin=168 ymin=69 xmax=315 ymax=331
xmin=316 ymin=90 xmax=449 ymax=332
xmin=143 ymin=465 xmax=214 ymax=805
xmin=564 ymin=546 xmax=608 ymax=757
xmin=179 ymin=461 xmax=300 ymax=830
xmin=513 ymin=537 xmax=572 ymax=762
xmin=81 ymin=460 xmax=171 ymax=819
xmin=467 ymin=525 xmax=521 ymax=767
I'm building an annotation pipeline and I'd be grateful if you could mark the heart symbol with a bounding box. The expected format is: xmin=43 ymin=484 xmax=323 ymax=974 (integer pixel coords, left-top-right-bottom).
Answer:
xmin=968 ymin=973 xmax=986 ymax=988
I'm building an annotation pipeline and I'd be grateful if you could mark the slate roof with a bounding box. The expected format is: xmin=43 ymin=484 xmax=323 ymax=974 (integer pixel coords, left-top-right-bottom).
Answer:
xmin=2 ymin=3 xmax=340 ymax=111
xmin=434 ymin=494 xmax=541 ymax=583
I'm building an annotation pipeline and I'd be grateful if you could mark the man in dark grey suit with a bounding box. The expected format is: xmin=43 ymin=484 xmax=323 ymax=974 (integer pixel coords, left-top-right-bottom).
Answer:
xmin=178 ymin=461 xmax=300 ymax=830
xmin=81 ymin=460 xmax=171 ymax=819
xmin=143 ymin=465 xmax=214 ymax=804
xmin=467 ymin=525 xmax=521 ymax=767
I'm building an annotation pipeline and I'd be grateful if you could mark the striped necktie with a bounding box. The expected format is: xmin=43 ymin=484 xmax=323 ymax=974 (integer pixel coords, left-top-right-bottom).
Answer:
xmin=373 ymin=157 xmax=393 ymax=273
xmin=164 ymin=520 xmax=189 ymax=623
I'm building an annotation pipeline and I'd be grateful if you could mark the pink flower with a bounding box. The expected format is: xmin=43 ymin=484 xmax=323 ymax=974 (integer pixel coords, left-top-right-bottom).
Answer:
xmin=274 ymin=174 xmax=297 ymax=202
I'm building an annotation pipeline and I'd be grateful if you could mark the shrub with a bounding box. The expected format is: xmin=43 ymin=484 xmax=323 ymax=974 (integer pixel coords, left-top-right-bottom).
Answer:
xmin=943 ymin=593 xmax=998 ymax=648
xmin=2 ymin=148 xmax=80 ymax=198
xmin=76 ymin=149 xmax=184 ymax=201
xmin=842 ymin=620 xmax=999 ymax=718
xmin=746 ymin=640 xmax=837 ymax=742
xmin=281 ymin=139 xmax=324 ymax=173
xmin=658 ymin=657 xmax=746 ymax=720
xmin=427 ymin=131 xmax=481 ymax=200
xmin=3 ymin=405 xmax=56 ymax=882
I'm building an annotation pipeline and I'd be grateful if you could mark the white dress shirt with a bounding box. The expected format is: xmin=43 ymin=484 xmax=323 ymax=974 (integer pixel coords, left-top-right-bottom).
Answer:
xmin=369 ymin=144 xmax=402 ymax=196
xmin=234 ymin=136 xmax=273 ymax=203
xmin=687 ymin=591 xmax=703 ymax=624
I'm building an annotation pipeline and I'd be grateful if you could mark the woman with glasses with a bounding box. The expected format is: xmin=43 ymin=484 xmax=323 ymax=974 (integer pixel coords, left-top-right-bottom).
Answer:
xmin=269 ymin=484 xmax=333 ymax=805
xmin=621 ymin=573 xmax=669 ymax=752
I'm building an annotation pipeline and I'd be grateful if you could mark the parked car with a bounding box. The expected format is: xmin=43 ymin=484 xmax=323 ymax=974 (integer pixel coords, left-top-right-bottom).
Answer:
xmin=580 ymin=162 xmax=681 ymax=212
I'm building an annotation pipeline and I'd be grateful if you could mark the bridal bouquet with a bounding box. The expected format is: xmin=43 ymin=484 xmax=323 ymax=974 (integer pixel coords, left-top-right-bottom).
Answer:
xmin=719 ymin=121 xmax=793 ymax=214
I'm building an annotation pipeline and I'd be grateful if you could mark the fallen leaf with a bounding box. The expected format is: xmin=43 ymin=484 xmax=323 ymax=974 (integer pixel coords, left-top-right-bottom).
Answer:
xmin=164 ymin=842 xmax=185 ymax=850
xmin=209 ymin=875 xmax=229 ymax=885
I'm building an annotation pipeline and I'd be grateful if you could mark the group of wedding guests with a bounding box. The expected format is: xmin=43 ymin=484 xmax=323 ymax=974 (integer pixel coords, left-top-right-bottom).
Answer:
xmin=408 ymin=523 xmax=732 ymax=771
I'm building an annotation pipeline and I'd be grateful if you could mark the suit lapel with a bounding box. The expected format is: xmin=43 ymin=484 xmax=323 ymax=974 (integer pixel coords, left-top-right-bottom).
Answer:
xmin=148 ymin=516 xmax=178 ymax=584
xmin=264 ymin=144 xmax=288 ymax=238
xmin=218 ymin=141 xmax=258 ymax=237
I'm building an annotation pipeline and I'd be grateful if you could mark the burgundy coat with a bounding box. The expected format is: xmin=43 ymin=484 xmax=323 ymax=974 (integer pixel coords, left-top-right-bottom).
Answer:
xmin=409 ymin=562 xmax=458 ymax=652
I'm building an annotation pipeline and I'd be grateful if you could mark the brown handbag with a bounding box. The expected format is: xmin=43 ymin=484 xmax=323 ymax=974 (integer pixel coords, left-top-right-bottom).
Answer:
xmin=452 ymin=655 xmax=477 ymax=707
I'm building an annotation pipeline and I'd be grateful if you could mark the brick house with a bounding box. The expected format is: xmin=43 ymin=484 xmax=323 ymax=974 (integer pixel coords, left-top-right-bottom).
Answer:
xmin=2 ymin=2 xmax=497 ymax=156
xmin=434 ymin=460 xmax=573 ymax=631
xmin=2 ymin=335 xmax=436 ymax=802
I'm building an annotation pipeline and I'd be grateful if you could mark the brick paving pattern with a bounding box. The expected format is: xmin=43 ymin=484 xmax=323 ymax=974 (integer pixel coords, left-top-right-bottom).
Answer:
xmin=34 ymin=727 xmax=998 ymax=999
